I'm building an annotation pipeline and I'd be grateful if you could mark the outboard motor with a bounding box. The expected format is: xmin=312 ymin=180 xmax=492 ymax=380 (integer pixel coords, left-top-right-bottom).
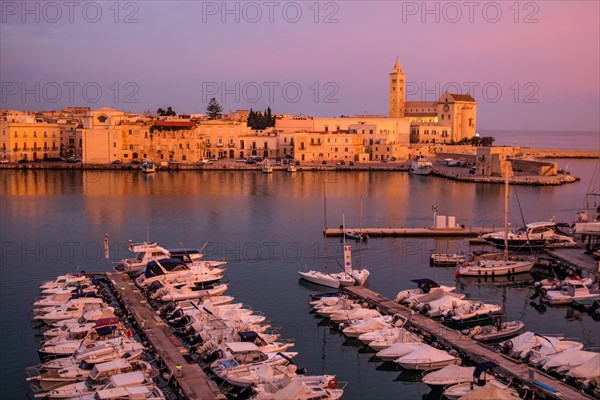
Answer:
xmin=529 ymin=287 xmax=546 ymax=300
xmin=499 ymin=340 xmax=513 ymax=354
xmin=158 ymin=301 xmax=177 ymax=316
xmin=203 ymin=348 xmax=224 ymax=363
xmin=145 ymin=281 xmax=163 ymax=296
xmin=172 ymin=315 xmax=192 ymax=328
xmin=187 ymin=333 xmax=203 ymax=345
xmin=166 ymin=308 xmax=183 ymax=322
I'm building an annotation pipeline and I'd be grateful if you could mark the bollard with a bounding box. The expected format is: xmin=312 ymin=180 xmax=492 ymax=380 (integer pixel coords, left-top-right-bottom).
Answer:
xmin=175 ymin=363 xmax=183 ymax=377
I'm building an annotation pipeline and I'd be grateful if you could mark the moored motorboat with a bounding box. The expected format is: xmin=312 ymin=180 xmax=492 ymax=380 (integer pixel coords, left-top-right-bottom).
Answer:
xmin=430 ymin=253 xmax=465 ymax=267
xmin=462 ymin=315 xmax=525 ymax=342
xmin=409 ymin=155 xmax=433 ymax=175
xmin=421 ymin=364 xmax=479 ymax=390
xmin=394 ymin=344 xmax=461 ymax=370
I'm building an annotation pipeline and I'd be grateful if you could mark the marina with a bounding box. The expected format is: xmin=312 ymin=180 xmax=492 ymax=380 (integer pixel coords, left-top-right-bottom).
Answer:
xmin=106 ymin=272 xmax=221 ymax=400
xmin=324 ymin=226 xmax=499 ymax=238
xmin=343 ymin=286 xmax=594 ymax=400
xmin=4 ymin=163 xmax=599 ymax=400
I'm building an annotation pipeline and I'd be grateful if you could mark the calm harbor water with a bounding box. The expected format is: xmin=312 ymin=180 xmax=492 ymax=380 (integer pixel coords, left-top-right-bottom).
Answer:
xmin=1 ymin=159 xmax=599 ymax=398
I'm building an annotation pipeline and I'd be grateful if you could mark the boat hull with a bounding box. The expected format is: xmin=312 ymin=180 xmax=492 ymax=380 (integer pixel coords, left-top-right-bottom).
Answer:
xmin=456 ymin=261 xmax=534 ymax=277
xmin=298 ymin=271 xmax=340 ymax=289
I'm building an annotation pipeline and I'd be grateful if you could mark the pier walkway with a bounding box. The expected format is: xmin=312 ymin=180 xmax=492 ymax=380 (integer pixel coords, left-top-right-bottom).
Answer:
xmin=107 ymin=272 xmax=221 ymax=400
xmin=344 ymin=286 xmax=592 ymax=400
xmin=545 ymin=247 xmax=600 ymax=276
xmin=325 ymin=226 xmax=499 ymax=238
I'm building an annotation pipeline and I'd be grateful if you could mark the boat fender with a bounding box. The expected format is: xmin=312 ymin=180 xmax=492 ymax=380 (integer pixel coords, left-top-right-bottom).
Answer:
xmin=327 ymin=379 xmax=339 ymax=389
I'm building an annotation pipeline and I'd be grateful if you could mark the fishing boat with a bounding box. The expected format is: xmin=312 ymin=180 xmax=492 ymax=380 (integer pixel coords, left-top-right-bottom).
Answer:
xmin=141 ymin=159 xmax=156 ymax=173
xmin=456 ymin=162 xmax=535 ymax=277
xmin=286 ymin=163 xmax=297 ymax=172
xmin=409 ymin=155 xmax=433 ymax=175
xmin=262 ymin=160 xmax=273 ymax=173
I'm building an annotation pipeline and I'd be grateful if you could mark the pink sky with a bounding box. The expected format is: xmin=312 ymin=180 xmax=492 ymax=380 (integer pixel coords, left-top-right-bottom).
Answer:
xmin=1 ymin=1 xmax=598 ymax=131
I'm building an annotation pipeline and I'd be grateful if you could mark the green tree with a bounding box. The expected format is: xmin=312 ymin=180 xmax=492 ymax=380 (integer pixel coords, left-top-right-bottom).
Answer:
xmin=206 ymin=98 xmax=222 ymax=120
xmin=157 ymin=108 xmax=165 ymax=116
xmin=479 ymin=136 xmax=496 ymax=147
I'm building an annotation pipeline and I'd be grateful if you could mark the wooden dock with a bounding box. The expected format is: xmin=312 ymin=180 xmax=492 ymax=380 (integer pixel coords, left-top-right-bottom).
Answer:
xmin=324 ymin=226 xmax=500 ymax=238
xmin=107 ymin=272 xmax=222 ymax=400
xmin=544 ymin=247 xmax=600 ymax=276
xmin=344 ymin=286 xmax=593 ymax=400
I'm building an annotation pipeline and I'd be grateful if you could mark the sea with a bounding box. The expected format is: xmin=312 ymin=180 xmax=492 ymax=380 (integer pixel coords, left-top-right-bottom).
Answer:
xmin=1 ymin=133 xmax=599 ymax=399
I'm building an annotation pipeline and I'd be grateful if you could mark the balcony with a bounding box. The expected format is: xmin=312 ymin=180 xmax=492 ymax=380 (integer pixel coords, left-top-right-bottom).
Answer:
xmin=228 ymin=143 xmax=235 ymax=147
xmin=216 ymin=143 xmax=224 ymax=147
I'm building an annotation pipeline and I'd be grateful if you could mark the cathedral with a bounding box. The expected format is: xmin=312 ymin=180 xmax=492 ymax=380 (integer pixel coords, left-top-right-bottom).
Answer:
xmin=389 ymin=57 xmax=477 ymax=144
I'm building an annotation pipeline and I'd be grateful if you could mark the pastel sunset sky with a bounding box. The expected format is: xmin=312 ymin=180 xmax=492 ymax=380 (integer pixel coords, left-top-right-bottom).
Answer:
xmin=1 ymin=1 xmax=598 ymax=131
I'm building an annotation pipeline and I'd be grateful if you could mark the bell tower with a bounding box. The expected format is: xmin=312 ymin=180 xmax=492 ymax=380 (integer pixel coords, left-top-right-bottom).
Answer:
xmin=389 ymin=57 xmax=405 ymax=118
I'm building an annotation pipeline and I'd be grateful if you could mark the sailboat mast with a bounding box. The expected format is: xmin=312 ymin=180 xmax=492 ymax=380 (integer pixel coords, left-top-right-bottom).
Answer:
xmin=359 ymin=196 xmax=363 ymax=268
xmin=504 ymin=161 xmax=510 ymax=259
xmin=323 ymin=183 xmax=328 ymax=270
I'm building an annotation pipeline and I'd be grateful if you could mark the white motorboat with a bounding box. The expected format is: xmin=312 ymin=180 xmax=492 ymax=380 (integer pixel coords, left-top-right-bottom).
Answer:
xmin=35 ymin=297 xmax=107 ymax=316
xmin=375 ymin=342 xmax=424 ymax=362
xmin=481 ymin=221 xmax=576 ymax=250
xmin=367 ymin=329 xmax=422 ymax=351
xmin=218 ymin=362 xmax=297 ymax=387
xmin=315 ymin=298 xmax=360 ymax=318
xmin=155 ymin=282 xmax=229 ymax=302
xmin=298 ymin=270 xmax=342 ymax=289
xmin=462 ymin=319 xmax=525 ymax=343
xmin=329 ymin=308 xmax=381 ymax=324
xmin=541 ymin=348 xmax=599 ymax=373
xmin=420 ymin=296 xmax=471 ymax=318
xmin=252 ymin=374 xmax=345 ymax=400
xmin=113 ymin=240 xmax=205 ymax=272
xmin=43 ymin=317 xmax=121 ymax=339
xmin=262 ymin=160 xmax=273 ymax=173
xmin=542 ymin=281 xmax=600 ymax=305
xmin=136 ymin=258 xmax=225 ymax=288
xmin=34 ymin=290 xmax=99 ymax=309
xmin=38 ymin=326 xmax=129 ymax=359
xmin=34 ymin=303 xmax=111 ymax=324
xmin=40 ymin=274 xmax=88 ymax=291
xmin=499 ymin=331 xmax=563 ymax=359
xmin=394 ymin=344 xmax=461 ymax=371
xmin=342 ymin=317 xmax=392 ymax=338
xmin=444 ymin=380 xmax=519 ymax=400
xmin=31 ymin=337 xmax=145 ymax=372
xmin=34 ymin=366 xmax=156 ymax=399
xmin=141 ymin=159 xmax=156 ymax=173
xmin=27 ymin=359 xmax=148 ymax=388
xmin=443 ymin=301 xmax=503 ymax=324
xmin=395 ymin=279 xmax=458 ymax=303
xmin=210 ymin=345 xmax=297 ymax=383
xmin=566 ymin=353 xmax=600 ymax=381
xmin=286 ymin=163 xmax=297 ymax=173
xmin=409 ymin=155 xmax=433 ymax=175
xmin=524 ymin=338 xmax=584 ymax=367
xmin=74 ymin=384 xmax=165 ymax=400
xmin=422 ymin=364 xmax=478 ymax=389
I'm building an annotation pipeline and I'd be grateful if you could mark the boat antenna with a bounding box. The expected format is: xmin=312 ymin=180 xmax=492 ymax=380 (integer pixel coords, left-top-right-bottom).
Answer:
xmin=146 ymin=225 xmax=150 ymax=243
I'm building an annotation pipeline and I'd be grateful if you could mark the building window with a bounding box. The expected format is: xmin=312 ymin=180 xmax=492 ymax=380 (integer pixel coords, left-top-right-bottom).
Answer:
xmin=113 ymin=142 xmax=116 ymax=148
xmin=441 ymin=115 xmax=444 ymax=120
xmin=324 ymin=126 xmax=328 ymax=132
xmin=44 ymin=131 xmax=47 ymax=137
xmin=129 ymin=144 xmax=133 ymax=150
xmin=128 ymin=129 xmax=132 ymax=135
